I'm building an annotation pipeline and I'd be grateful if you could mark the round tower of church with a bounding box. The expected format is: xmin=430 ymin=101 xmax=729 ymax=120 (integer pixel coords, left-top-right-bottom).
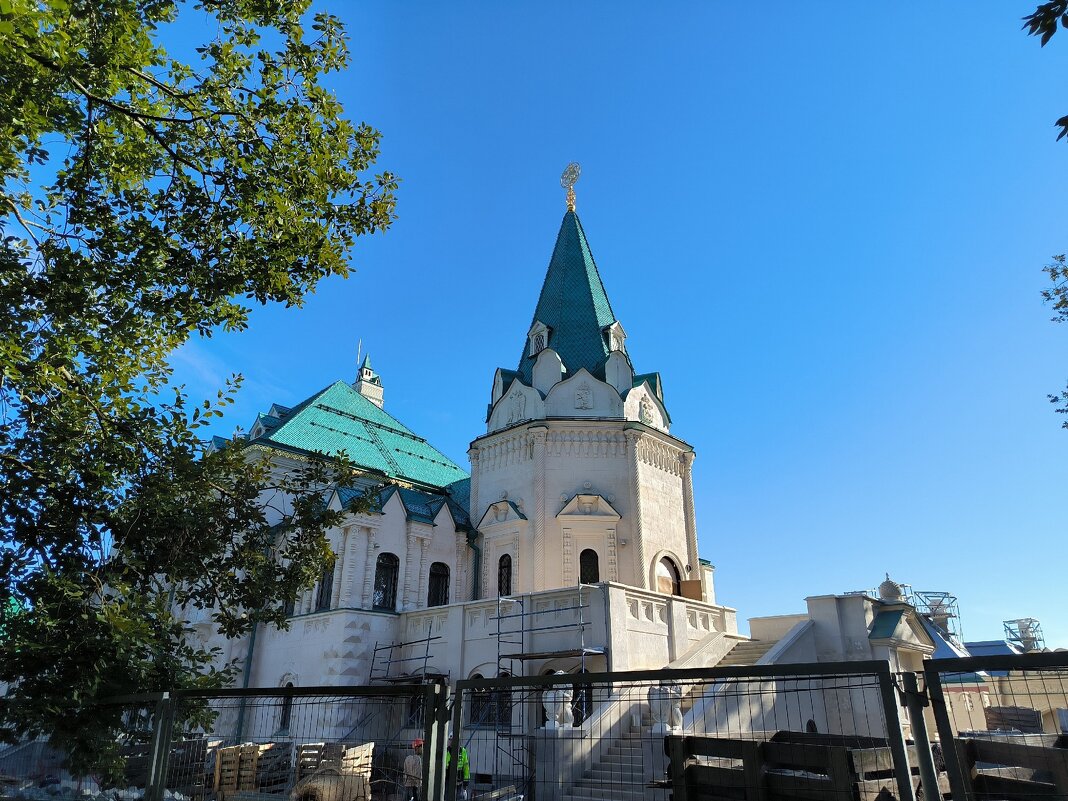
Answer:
xmin=468 ymin=188 xmax=710 ymax=603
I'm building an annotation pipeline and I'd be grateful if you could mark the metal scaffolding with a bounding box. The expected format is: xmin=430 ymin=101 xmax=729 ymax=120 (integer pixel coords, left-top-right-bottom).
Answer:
xmin=492 ymin=582 xmax=606 ymax=679
xmin=913 ymin=590 xmax=963 ymax=643
xmin=369 ymin=626 xmax=445 ymax=684
xmin=1004 ymin=618 xmax=1045 ymax=652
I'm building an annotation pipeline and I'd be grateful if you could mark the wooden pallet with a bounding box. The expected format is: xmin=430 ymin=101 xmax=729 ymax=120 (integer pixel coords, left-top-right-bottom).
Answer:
xmin=956 ymin=735 xmax=1068 ymax=800
xmin=214 ymin=744 xmax=277 ymax=801
xmin=666 ymin=733 xmax=948 ymax=801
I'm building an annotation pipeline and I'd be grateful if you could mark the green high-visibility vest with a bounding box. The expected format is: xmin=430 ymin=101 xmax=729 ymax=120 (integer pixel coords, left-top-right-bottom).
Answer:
xmin=446 ymin=746 xmax=470 ymax=781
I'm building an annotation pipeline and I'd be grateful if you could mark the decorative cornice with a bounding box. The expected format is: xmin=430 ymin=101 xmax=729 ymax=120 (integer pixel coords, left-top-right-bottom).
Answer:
xmin=636 ymin=436 xmax=684 ymax=476
xmin=547 ymin=428 xmax=626 ymax=458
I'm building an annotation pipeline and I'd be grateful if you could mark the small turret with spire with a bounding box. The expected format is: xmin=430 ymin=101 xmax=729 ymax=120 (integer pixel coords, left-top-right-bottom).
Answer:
xmin=354 ymin=353 xmax=384 ymax=408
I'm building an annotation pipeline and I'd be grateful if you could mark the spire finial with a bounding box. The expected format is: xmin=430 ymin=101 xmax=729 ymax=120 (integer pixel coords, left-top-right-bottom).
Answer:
xmin=561 ymin=162 xmax=581 ymax=212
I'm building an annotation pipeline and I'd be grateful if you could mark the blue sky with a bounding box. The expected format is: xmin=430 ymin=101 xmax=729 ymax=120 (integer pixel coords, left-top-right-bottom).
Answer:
xmin=172 ymin=3 xmax=1068 ymax=647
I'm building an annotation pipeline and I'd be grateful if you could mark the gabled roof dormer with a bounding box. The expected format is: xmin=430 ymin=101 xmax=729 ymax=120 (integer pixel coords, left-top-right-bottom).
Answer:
xmin=527 ymin=320 xmax=551 ymax=358
xmin=604 ymin=321 xmax=627 ymax=354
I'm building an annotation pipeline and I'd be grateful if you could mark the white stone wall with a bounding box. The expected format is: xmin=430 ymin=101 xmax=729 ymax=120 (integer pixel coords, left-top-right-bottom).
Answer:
xmin=634 ymin=436 xmax=691 ymax=588
xmin=219 ymin=583 xmax=737 ymax=692
xmin=471 ymin=418 xmax=699 ymax=598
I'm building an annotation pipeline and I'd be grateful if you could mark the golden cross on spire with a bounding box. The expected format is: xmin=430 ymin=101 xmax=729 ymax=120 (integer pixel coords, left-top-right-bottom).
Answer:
xmin=560 ymin=162 xmax=581 ymax=211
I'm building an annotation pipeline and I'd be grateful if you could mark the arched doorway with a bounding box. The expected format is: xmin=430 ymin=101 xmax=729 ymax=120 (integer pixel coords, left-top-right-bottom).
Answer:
xmin=655 ymin=557 xmax=682 ymax=596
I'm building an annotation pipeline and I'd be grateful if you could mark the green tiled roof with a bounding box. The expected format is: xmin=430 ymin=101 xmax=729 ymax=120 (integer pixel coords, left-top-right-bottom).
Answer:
xmin=516 ymin=211 xmax=617 ymax=383
xmin=366 ymin=484 xmax=471 ymax=528
xmin=255 ymin=381 xmax=468 ymax=490
xmin=632 ymin=372 xmax=663 ymax=401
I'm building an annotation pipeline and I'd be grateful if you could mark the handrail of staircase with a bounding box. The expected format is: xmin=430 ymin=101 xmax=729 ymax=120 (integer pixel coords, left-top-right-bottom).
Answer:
xmin=753 ymin=619 xmax=813 ymax=666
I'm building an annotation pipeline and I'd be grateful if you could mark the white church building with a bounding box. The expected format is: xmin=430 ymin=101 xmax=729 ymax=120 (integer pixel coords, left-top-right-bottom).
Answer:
xmin=197 ymin=191 xmax=753 ymax=695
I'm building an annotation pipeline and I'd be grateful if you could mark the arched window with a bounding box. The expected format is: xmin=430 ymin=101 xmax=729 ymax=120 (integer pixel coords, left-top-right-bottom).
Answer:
xmin=495 ymin=671 xmax=513 ymax=727
xmin=498 ymin=554 xmax=512 ymax=597
xmin=469 ymin=673 xmax=490 ymax=725
xmin=278 ymin=682 xmax=294 ymax=733
xmin=579 ymin=549 xmax=600 ymax=584
xmin=655 ymin=557 xmax=682 ymax=596
xmin=428 ymin=562 xmax=450 ymax=607
xmin=373 ymin=552 xmax=399 ymax=610
xmin=315 ymin=563 xmax=334 ymax=611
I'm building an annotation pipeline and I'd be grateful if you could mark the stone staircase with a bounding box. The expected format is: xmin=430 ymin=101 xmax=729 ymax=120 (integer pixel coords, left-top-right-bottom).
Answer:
xmin=559 ymin=639 xmax=781 ymax=801
xmin=677 ymin=637 xmax=778 ymax=716
xmin=560 ymin=713 xmax=669 ymax=801
xmin=715 ymin=638 xmax=776 ymax=667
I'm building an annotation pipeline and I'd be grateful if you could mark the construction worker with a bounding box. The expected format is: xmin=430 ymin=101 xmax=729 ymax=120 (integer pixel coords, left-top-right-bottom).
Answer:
xmin=445 ymin=737 xmax=471 ymax=800
xmin=402 ymin=739 xmax=423 ymax=801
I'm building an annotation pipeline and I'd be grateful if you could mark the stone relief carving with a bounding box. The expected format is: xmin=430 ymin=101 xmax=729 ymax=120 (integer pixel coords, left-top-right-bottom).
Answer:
xmin=574 ymin=382 xmax=593 ymax=410
xmin=507 ymin=388 xmax=526 ymax=424
xmin=639 ymin=397 xmax=654 ymax=426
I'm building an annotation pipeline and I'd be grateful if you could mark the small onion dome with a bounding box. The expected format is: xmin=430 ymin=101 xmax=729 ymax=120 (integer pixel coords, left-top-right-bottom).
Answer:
xmin=878 ymin=575 xmax=903 ymax=602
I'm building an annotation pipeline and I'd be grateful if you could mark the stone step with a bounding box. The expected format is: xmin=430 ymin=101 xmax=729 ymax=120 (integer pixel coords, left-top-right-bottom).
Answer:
xmin=564 ymin=781 xmax=663 ymax=801
xmin=605 ymin=742 xmax=644 ymax=752
xmin=587 ymin=768 xmax=644 ymax=783
xmin=716 ymin=639 xmax=778 ymax=667
xmin=598 ymin=752 xmax=644 ymax=766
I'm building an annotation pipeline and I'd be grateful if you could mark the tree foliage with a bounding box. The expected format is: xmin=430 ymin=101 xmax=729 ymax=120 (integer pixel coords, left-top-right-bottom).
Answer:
xmin=0 ymin=0 xmax=395 ymax=775
xmin=1041 ymin=255 xmax=1068 ymax=427
xmin=1023 ymin=6 xmax=1068 ymax=426
xmin=1023 ymin=1 xmax=1068 ymax=139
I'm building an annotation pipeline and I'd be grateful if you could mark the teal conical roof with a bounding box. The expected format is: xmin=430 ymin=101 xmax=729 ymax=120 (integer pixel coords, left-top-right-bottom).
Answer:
xmin=516 ymin=210 xmax=617 ymax=383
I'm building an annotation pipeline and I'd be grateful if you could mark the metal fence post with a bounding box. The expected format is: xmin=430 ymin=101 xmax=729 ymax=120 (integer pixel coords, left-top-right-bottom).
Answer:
xmin=444 ymin=684 xmax=463 ymax=801
xmin=923 ymin=663 xmax=970 ymax=801
xmin=900 ymin=672 xmax=941 ymax=801
xmin=422 ymin=682 xmax=446 ymax=801
xmin=144 ymin=693 xmax=175 ymax=801
xmin=876 ymin=664 xmax=917 ymax=801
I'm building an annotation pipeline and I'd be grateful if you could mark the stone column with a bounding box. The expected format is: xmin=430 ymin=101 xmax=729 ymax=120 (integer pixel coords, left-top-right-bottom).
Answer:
xmin=468 ymin=446 xmax=481 ymax=528
xmin=361 ymin=527 xmax=376 ymax=608
xmin=680 ymin=450 xmax=699 ymax=590
xmin=606 ymin=527 xmax=619 ymax=582
xmin=330 ymin=530 xmax=346 ymax=608
xmin=402 ymin=530 xmax=417 ymax=610
xmin=454 ymin=533 xmax=468 ymax=603
xmin=626 ymin=430 xmax=648 ymax=589
xmin=530 ymin=427 xmax=548 ymax=592
xmin=417 ymin=538 xmax=430 ymax=609
xmin=339 ymin=526 xmax=360 ymax=607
